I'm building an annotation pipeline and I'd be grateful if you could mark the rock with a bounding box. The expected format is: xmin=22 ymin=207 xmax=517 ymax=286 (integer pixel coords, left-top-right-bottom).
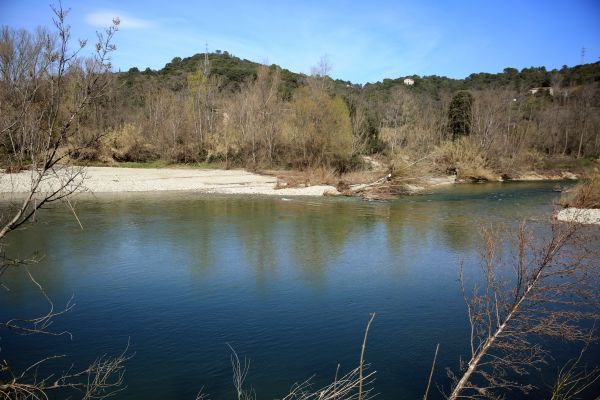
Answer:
xmin=557 ymin=208 xmax=600 ymax=225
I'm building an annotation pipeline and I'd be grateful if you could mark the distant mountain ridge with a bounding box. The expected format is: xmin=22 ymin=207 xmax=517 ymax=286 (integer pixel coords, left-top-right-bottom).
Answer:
xmin=120 ymin=51 xmax=600 ymax=97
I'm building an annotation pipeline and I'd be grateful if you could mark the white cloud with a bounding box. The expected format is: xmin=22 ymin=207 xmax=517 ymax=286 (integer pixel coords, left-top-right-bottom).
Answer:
xmin=85 ymin=11 xmax=155 ymax=29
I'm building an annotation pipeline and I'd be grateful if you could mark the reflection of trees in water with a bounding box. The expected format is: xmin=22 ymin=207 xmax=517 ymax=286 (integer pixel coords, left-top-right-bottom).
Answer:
xmin=387 ymin=200 xmax=479 ymax=253
xmin=0 ymin=189 xmax=551 ymax=304
xmin=437 ymin=211 xmax=476 ymax=252
xmin=0 ymin=195 xmax=481 ymax=301
xmin=232 ymin=200 xmax=278 ymax=289
xmin=386 ymin=202 xmax=429 ymax=261
xmin=150 ymin=197 xmax=383 ymax=288
xmin=284 ymin=200 xmax=380 ymax=286
xmin=1 ymin=208 xmax=82 ymax=306
xmin=78 ymin=198 xmax=220 ymax=278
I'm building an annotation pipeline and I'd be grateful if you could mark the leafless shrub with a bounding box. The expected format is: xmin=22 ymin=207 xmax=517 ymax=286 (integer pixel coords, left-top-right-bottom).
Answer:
xmin=280 ymin=365 xmax=376 ymax=400
xmin=433 ymin=138 xmax=497 ymax=182
xmin=0 ymin=265 xmax=74 ymax=337
xmin=561 ymin=172 xmax=600 ymax=209
xmin=228 ymin=344 xmax=254 ymax=400
xmin=0 ymin=341 xmax=131 ymax=400
xmin=446 ymin=219 xmax=600 ymax=399
xmin=199 ymin=314 xmax=377 ymax=400
xmin=195 ymin=387 xmax=211 ymax=400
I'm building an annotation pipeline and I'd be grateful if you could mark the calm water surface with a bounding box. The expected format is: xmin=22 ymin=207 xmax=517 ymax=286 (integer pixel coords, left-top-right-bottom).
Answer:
xmin=2 ymin=182 xmax=596 ymax=399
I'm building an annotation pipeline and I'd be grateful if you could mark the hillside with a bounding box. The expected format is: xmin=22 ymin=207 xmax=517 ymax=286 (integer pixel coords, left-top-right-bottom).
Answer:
xmin=121 ymin=51 xmax=304 ymax=99
xmin=119 ymin=51 xmax=600 ymax=99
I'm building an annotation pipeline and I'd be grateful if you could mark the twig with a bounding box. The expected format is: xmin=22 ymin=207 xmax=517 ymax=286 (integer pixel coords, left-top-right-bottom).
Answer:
xmin=359 ymin=312 xmax=376 ymax=400
xmin=423 ymin=343 xmax=439 ymax=400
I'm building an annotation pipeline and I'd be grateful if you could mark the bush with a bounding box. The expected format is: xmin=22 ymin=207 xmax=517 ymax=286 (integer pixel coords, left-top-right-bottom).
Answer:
xmin=496 ymin=149 xmax=545 ymax=177
xmin=119 ymin=142 xmax=160 ymax=162
xmin=69 ymin=146 xmax=101 ymax=161
xmin=104 ymin=123 xmax=160 ymax=162
xmin=433 ymin=138 xmax=497 ymax=181
xmin=561 ymin=172 xmax=600 ymax=209
xmin=331 ymin=153 xmax=364 ymax=175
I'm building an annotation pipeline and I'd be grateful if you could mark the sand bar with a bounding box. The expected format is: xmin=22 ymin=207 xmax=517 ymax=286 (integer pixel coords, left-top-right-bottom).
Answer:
xmin=0 ymin=167 xmax=339 ymax=197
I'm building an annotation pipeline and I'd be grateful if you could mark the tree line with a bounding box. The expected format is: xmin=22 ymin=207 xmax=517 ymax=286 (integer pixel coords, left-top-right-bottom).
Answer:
xmin=2 ymin=24 xmax=600 ymax=179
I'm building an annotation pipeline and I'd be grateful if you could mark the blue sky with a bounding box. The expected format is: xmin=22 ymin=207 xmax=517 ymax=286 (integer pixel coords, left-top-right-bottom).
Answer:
xmin=1 ymin=0 xmax=599 ymax=83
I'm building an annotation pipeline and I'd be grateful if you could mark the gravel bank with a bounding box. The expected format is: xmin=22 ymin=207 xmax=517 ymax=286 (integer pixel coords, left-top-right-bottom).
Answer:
xmin=557 ymin=208 xmax=600 ymax=225
xmin=0 ymin=167 xmax=339 ymax=197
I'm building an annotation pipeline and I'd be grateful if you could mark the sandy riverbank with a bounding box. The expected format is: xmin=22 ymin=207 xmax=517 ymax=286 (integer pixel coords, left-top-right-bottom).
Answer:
xmin=0 ymin=166 xmax=339 ymax=196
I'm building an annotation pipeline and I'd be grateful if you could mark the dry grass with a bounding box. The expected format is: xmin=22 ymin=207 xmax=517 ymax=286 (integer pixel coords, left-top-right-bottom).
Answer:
xmin=341 ymin=170 xmax=384 ymax=185
xmin=496 ymin=149 xmax=545 ymax=177
xmin=98 ymin=123 xmax=160 ymax=162
xmin=561 ymin=172 xmax=600 ymax=209
xmin=432 ymin=138 xmax=497 ymax=182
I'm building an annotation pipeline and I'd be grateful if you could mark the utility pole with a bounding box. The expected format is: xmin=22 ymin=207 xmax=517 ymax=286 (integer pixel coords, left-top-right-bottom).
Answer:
xmin=580 ymin=47 xmax=585 ymax=65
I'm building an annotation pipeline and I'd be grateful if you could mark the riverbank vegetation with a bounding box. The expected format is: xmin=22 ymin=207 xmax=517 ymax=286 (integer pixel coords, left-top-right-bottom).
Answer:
xmin=561 ymin=171 xmax=600 ymax=209
xmin=2 ymin=24 xmax=599 ymax=185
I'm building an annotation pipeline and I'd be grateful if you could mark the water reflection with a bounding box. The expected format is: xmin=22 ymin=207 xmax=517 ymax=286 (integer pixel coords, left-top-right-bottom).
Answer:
xmin=0 ymin=182 xmax=571 ymax=400
xmin=2 ymin=184 xmax=559 ymax=305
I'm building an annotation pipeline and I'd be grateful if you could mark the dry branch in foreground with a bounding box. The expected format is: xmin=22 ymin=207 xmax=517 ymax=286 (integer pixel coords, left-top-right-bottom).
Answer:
xmin=0 ymin=4 xmax=130 ymax=400
xmin=447 ymin=218 xmax=600 ymax=399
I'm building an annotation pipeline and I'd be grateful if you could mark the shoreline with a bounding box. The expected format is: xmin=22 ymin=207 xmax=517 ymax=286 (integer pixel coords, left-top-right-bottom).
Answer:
xmin=0 ymin=166 xmax=340 ymax=197
xmin=0 ymin=166 xmax=579 ymax=198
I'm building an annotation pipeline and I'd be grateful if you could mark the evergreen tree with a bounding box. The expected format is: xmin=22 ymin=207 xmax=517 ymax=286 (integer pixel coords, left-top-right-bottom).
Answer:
xmin=448 ymin=90 xmax=474 ymax=140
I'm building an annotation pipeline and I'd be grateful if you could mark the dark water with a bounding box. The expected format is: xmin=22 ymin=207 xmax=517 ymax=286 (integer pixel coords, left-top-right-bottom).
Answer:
xmin=1 ymin=182 xmax=597 ymax=399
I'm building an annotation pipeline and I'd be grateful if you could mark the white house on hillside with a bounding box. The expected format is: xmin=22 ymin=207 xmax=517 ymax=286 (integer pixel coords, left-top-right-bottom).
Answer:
xmin=529 ymin=87 xmax=554 ymax=96
xmin=403 ymin=78 xmax=415 ymax=86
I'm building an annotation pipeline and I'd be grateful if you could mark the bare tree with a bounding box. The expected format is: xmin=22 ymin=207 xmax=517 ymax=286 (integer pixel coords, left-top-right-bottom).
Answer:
xmin=255 ymin=66 xmax=282 ymax=167
xmin=0 ymin=4 xmax=118 ymax=239
xmin=0 ymin=5 xmax=130 ymax=400
xmin=447 ymin=219 xmax=599 ymax=399
xmin=310 ymin=55 xmax=331 ymax=91
xmin=187 ymin=66 xmax=222 ymax=160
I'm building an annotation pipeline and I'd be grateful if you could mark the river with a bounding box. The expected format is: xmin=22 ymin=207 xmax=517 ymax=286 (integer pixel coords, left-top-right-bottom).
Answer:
xmin=1 ymin=181 xmax=597 ymax=399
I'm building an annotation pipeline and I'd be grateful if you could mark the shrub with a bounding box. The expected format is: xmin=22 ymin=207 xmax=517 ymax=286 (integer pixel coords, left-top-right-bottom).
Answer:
xmin=104 ymin=123 xmax=159 ymax=162
xmin=561 ymin=172 xmax=600 ymax=209
xmin=433 ymin=137 xmax=497 ymax=181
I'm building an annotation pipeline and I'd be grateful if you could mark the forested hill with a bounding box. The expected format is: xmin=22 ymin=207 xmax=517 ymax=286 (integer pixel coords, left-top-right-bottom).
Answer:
xmin=119 ymin=50 xmax=600 ymax=98
xmin=105 ymin=51 xmax=599 ymax=171
xmin=364 ymin=61 xmax=600 ymax=97
xmin=121 ymin=51 xmax=305 ymax=98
